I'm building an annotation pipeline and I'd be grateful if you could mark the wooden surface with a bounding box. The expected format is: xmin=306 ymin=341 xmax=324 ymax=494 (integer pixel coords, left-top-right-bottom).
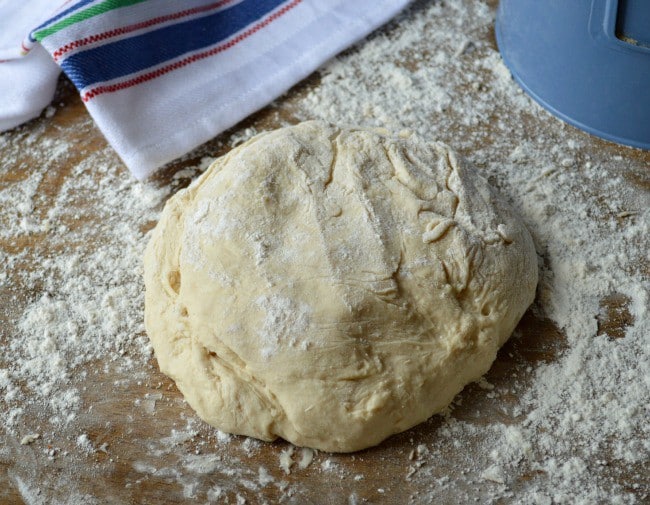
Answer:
xmin=1 ymin=1 xmax=649 ymax=503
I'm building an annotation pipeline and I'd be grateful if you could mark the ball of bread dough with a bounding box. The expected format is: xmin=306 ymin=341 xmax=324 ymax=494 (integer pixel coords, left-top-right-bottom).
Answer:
xmin=144 ymin=121 xmax=537 ymax=452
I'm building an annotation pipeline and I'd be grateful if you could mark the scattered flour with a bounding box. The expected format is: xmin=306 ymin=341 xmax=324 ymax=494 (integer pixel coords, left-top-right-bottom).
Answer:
xmin=1 ymin=136 xmax=165 ymax=429
xmin=0 ymin=0 xmax=648 ymax=503
xmin=255 ymin=294 xmax=311 ymax=358
xmin=289 ymin=1 xmax=648 ymax=502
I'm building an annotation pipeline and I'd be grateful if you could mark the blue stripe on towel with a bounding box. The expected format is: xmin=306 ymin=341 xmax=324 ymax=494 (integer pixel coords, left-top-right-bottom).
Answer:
xmin=61 ymin=0 xmax=288 ymax=90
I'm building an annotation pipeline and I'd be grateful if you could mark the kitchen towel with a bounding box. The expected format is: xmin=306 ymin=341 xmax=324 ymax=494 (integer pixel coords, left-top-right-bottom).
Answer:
xmin=0 ymin=0 xmax=411 ymax=179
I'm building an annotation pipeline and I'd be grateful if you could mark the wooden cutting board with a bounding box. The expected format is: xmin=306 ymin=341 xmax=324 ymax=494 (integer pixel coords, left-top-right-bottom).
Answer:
xmin=1 ymin=1 xmax=648 ymax=503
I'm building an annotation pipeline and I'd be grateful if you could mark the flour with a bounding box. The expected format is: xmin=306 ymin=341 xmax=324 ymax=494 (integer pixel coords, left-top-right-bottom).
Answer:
xmin=1 ymin=0 xmax=648 ymax=503
xmin=255 ymin=294 xmax=311 ymax=358
xmin=292 ymin=0 xmax=647 ymax=501
xmin=2 ymin=136 xmax=165 ymax=429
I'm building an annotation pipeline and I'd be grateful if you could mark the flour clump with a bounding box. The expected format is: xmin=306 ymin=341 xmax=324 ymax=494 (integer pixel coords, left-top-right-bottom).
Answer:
xmin=143 ymin=121 xmax=537 ymax=452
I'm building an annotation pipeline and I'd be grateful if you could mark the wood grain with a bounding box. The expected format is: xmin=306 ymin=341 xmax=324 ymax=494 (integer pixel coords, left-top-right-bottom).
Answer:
xmin=1 ymin=1 xmax=648 ymax=503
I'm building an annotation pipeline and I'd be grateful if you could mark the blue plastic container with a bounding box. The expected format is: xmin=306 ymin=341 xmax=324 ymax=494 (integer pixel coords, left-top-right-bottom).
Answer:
xmin=496 ymin=0 xmax=650 ymax=150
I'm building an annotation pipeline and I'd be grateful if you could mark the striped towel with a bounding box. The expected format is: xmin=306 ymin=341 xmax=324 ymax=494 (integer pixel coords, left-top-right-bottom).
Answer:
xmin=1 ymin=0 xmax=410 ymax=179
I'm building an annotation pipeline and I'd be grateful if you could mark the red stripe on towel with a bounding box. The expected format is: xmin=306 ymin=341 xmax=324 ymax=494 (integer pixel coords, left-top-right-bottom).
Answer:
xmin=82 ymin=0 xmax=302 ymax=102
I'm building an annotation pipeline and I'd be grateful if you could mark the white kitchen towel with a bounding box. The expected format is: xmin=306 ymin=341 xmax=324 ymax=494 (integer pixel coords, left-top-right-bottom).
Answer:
xmin=0 ymin=0 xmax=410 ymax=179
xmin=0 ymin=2 xmax=62 ymax=131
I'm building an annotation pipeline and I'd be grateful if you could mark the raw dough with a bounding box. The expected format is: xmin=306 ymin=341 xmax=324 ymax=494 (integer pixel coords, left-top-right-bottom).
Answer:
xmin=144 ymin=121 xmax=537 ymax=452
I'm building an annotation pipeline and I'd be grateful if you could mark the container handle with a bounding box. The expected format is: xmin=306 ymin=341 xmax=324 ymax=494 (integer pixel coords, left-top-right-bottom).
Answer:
xmin=590 ymin=0 xmax=650 ymax=54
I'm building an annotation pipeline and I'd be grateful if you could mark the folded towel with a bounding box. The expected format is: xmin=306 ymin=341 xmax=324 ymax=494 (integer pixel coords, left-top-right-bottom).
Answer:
xmin=1 ymin=0 xmax=410 ymax=179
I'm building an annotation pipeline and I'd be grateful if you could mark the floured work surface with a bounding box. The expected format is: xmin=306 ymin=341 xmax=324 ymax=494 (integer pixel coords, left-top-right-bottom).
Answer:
xmin=1 ymin=1 xmax=648 ymax=503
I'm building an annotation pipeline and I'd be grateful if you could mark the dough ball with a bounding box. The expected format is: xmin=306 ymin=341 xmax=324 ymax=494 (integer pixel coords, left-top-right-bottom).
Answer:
xmin=144 ymin=121 xmax=537 ymax=452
